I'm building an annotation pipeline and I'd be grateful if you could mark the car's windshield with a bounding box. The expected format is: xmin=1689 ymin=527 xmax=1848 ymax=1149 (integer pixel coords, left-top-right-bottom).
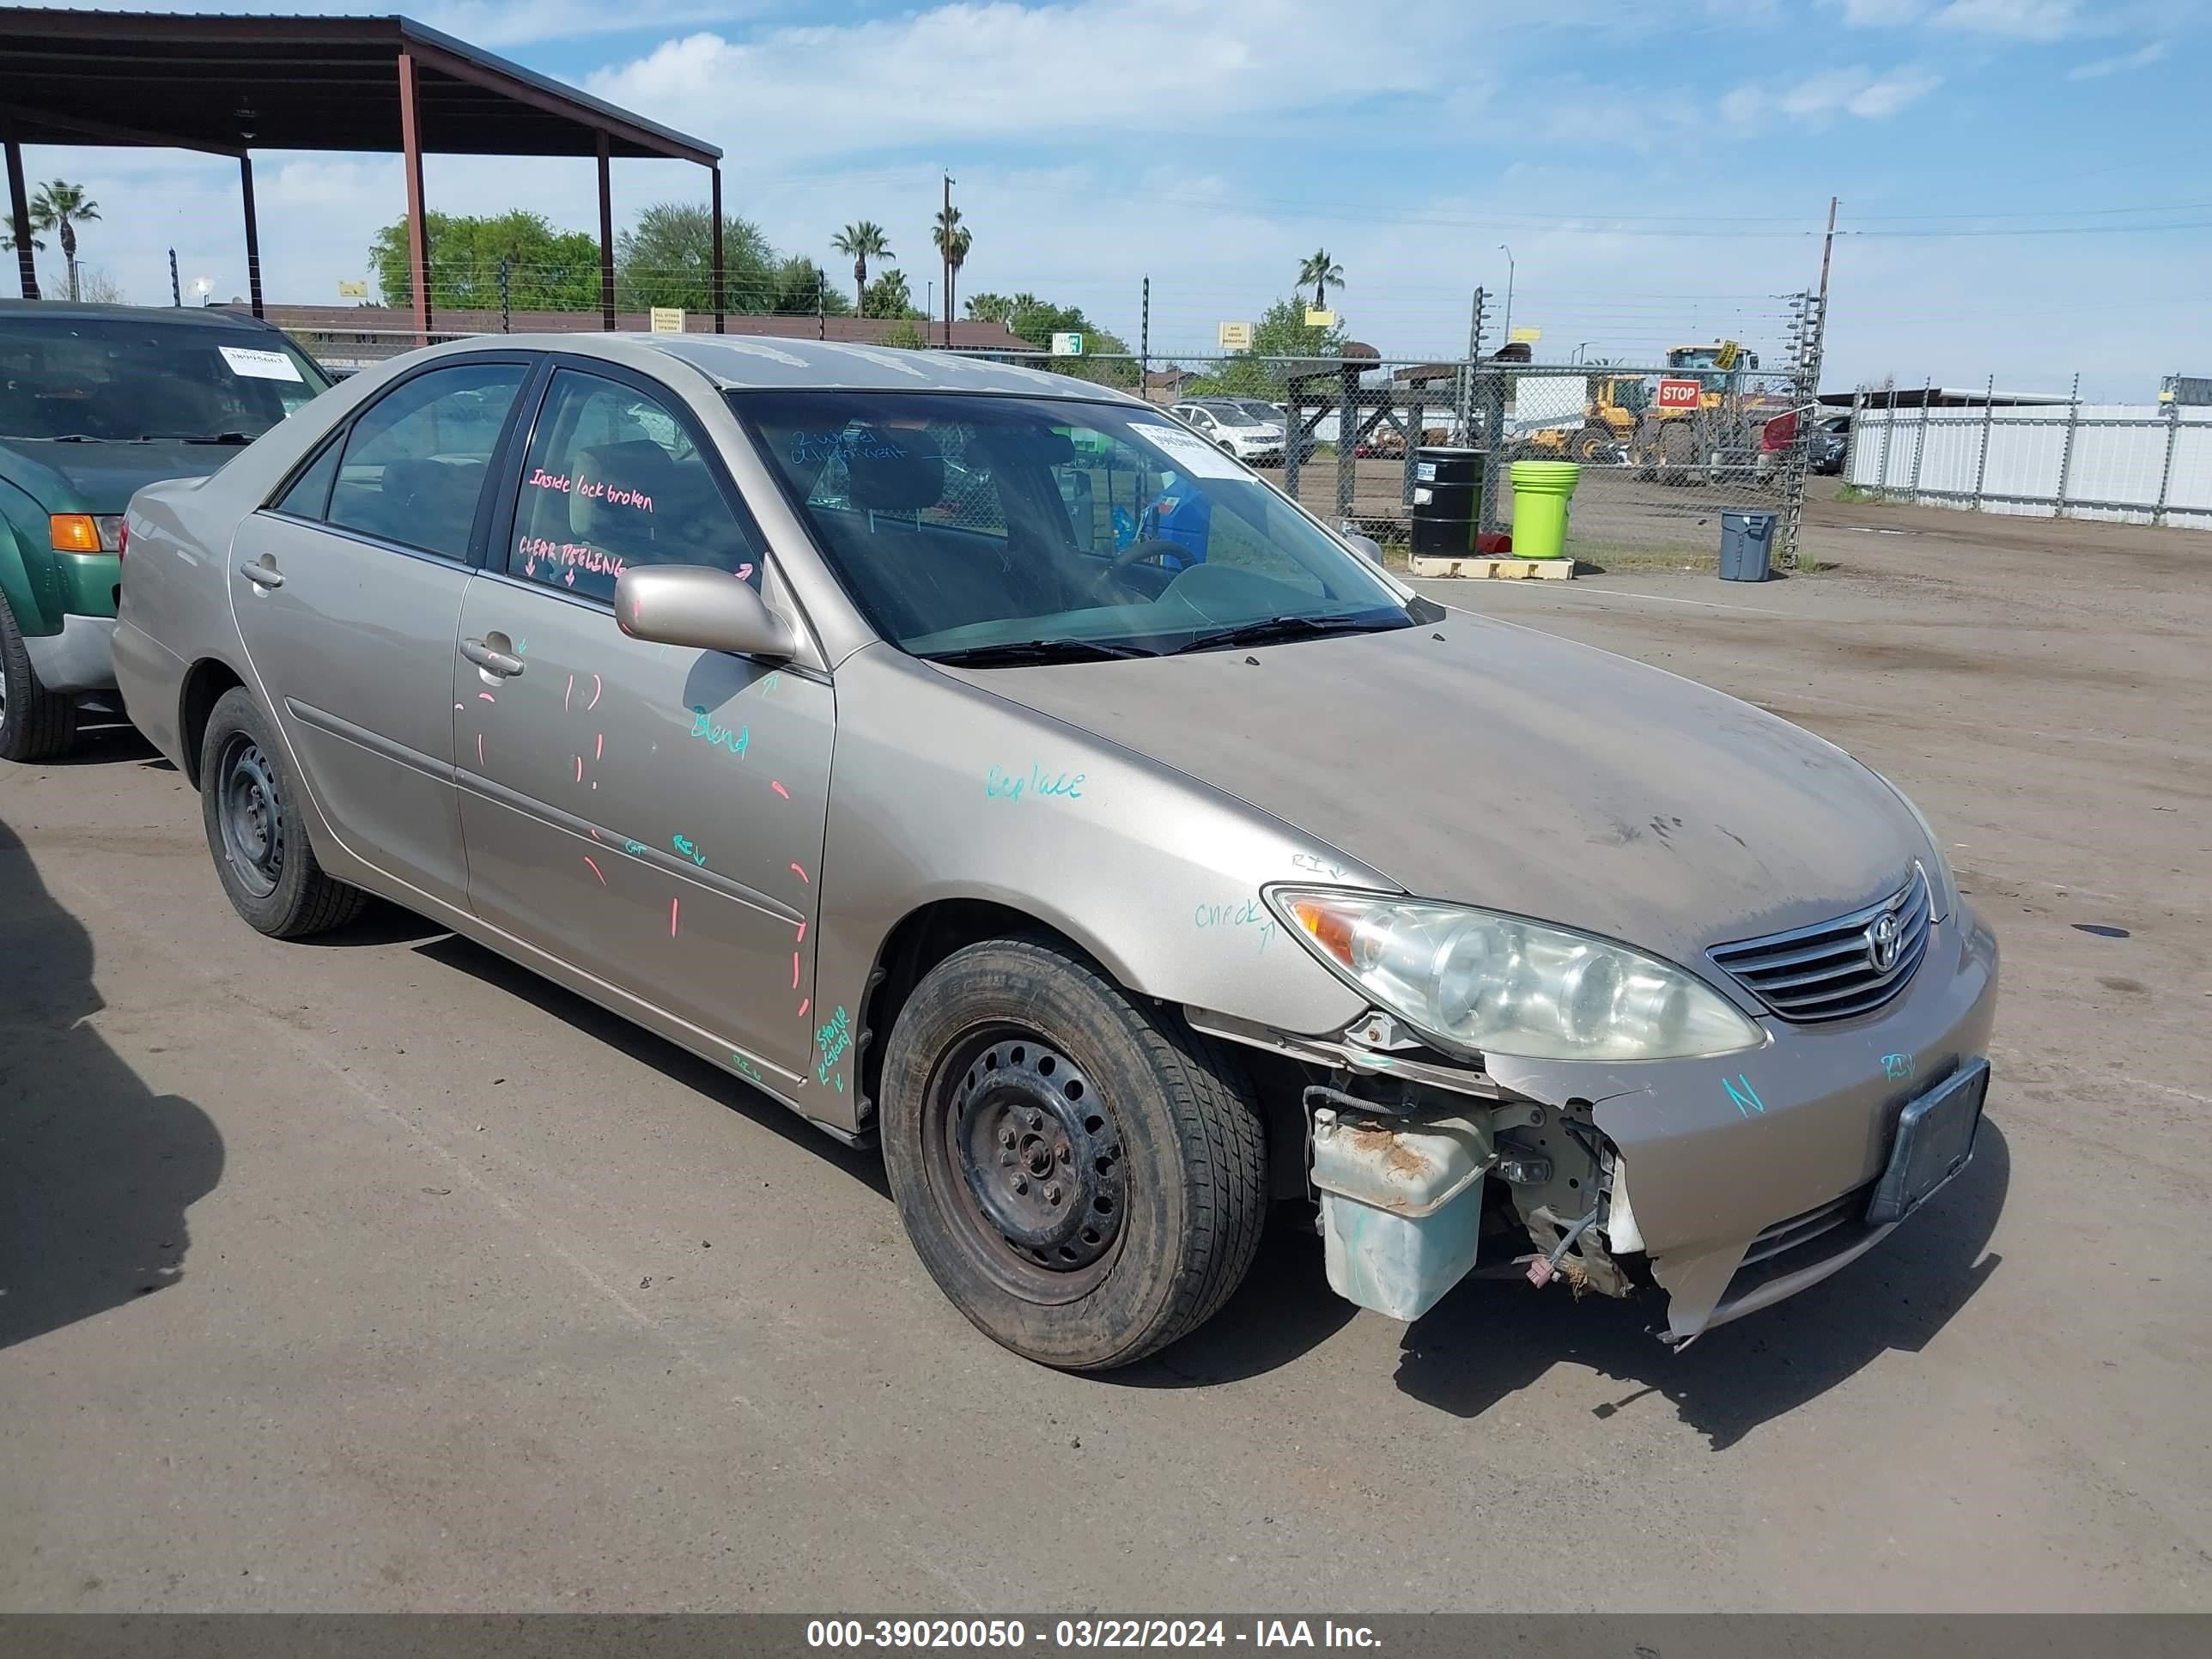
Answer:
xmin=1200 ymin=404 xmax=1265 ymax=428
xmin=1232 ymin=402 xmax=1280 ymax=424
xmin=0 ymin=316 xmax=331 ymax=442
xmin=739 ymin=391 xmax=1419 ymax=660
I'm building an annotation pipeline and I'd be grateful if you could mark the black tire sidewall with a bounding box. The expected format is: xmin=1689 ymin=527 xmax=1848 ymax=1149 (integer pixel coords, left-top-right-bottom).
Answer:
xmin=880 ymin=940 xmax=1243 ymax=1370
xmin=198 ymin=688 xmax=322 ymax=933
xmin=0 ymin=590 xmax=76 ymax=763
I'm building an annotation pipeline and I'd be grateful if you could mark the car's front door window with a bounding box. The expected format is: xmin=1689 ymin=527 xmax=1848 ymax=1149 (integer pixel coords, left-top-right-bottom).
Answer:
xmin=324 ymin=362 xmax=527 ymax=559
xmin=508 ymin=369 xmax=763 ymax=601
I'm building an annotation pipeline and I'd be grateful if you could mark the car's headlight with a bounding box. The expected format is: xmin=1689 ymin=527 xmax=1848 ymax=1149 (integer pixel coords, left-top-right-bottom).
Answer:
xmin=1269 ymin=888 xmax=1765 ymax=1061
xmin=1871 ymin=773 xmax=1959 ymax=923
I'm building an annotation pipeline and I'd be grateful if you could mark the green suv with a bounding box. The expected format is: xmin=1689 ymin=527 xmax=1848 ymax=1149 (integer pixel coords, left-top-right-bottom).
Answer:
xmin=1 ymin=301 xmax=331 ymax=759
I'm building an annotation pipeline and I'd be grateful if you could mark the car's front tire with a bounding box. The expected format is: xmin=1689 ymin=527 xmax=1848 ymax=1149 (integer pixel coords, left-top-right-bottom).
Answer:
xmin=0 ymin=592 xmax=81 ymax=763
xmin=198 ymin=687 xmax=367 ymax=938
xmin=880 ymin=938 xmax=1268 ymax=1371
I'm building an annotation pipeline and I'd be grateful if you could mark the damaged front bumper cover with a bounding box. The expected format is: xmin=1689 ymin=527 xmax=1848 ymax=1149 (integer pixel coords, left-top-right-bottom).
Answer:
xmin=1185 ymin=901 xmax=2002 ymax=1343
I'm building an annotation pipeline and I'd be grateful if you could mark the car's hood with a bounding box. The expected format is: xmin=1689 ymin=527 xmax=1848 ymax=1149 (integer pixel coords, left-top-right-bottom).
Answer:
xmin=0 ymin=438 xmax=236 ymax=513
xmin=950 ymin=612 xmax=1925 ymax=963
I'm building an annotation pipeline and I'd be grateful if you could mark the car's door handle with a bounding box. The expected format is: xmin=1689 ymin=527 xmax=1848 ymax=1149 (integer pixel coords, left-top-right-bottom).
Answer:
xmin=460 ymin=637 xmax=525 ymax=678
xmin=238 ymin=559 xmax=284 ymax=589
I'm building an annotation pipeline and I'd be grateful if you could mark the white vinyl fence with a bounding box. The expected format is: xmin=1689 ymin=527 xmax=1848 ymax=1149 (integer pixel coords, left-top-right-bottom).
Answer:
xmin=1846 ymin=398 xmax=2212 ymax=529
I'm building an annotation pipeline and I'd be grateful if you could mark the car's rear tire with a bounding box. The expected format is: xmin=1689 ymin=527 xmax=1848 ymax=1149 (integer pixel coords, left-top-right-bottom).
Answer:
xmin=198 ymin=686 xmax=367 ymax=938
xmin=879 ymin=938 xmax=1268 ymax=1371
xmin=0 ymin=593 xmax=81 ymax=763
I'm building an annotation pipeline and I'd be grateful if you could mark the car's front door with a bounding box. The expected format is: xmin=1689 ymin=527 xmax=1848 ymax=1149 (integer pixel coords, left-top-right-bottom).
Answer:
xmin=230 ymin=357 xmax=532 ymax=909
xmin=454 ymin=364 xmax=831 ymax=1079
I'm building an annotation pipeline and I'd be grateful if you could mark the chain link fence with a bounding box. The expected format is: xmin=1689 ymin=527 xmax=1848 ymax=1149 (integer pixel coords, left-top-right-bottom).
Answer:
xmin=1843 ymin=376 xmax=2212 ymax=530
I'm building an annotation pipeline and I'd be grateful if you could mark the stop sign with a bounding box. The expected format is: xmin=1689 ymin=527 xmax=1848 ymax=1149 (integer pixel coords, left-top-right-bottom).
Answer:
xmin=1657 ymin=378 xmax=1701 ymax=410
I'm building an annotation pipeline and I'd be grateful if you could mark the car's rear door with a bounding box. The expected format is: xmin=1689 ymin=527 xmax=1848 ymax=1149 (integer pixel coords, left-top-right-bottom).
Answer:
xmin=453 ymin=361 xmax=831 ymax=1079
xmin=230 ymin=356 xmax=532 ymax=910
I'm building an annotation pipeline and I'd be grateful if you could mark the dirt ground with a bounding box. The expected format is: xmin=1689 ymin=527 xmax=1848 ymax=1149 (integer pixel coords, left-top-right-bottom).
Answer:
xmin=2 ymin=494 xmax=2206 ymax=1613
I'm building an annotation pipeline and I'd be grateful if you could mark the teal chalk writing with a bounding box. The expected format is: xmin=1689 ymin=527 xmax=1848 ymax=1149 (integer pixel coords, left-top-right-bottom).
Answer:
xmin=622 ymin=840 xmax=648 ymax=855
xmin=1194 ymin=896 xmax=1276 ymax=953
xmin=813 ymin=1005 xmax=853 ymax=1085
xmin=1723 ymin=1074 xmax=1767 ymax=1117
xmin=1880 ymin=1052 xmax=1916 ymax=1081
xmin=672 ymin=833 xmax=708 ymax=866
xmin=690 ymin=706 xmax=749 ymax=757
xmin=731 ymin=1052 xmax=763 ymax=1085
xmin=987 ymin=763 xmax=1085 ymax=801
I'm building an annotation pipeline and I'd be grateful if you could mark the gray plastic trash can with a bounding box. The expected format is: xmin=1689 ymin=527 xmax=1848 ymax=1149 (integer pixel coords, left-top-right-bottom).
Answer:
xmin=1719 ymin=510 xmax=1777 ymax=582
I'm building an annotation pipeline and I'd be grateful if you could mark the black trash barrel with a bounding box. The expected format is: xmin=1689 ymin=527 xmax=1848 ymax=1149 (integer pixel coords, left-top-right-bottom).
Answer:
xmin=1719 ymin=509 xmax=1778 ymax=582
xmin=1410 ymin=447 xmax=1485 ymax=556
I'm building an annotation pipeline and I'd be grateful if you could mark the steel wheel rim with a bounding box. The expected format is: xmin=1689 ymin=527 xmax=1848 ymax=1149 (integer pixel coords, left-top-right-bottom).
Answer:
xmin=924 ymin=1025 xmax=1127 ymax=1304
xmin=217 ymin=732 xmax=285 ymax=898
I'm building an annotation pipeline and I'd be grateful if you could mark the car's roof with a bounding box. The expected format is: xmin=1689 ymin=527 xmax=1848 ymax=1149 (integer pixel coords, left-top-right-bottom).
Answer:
xmin=0 ymin=300 xmax=287 ymax=332
xmin=457 ymin=332 xmax=1150 ymax=403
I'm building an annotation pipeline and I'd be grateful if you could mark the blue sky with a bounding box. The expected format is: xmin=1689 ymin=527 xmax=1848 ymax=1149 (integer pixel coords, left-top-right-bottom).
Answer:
xmin=13 ymin=0 xmax=2209 ymax=398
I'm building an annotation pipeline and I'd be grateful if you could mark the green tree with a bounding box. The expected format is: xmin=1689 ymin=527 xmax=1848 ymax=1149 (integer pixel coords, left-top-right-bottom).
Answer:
xmin=370 ymin=210 xmax=602 ymax=311
xmin=878 ymin=319 xmax=929 ymax=349
xmin=770 ymin=256 xmax=853 ymax=317
xmin=1297 ymin=249 xmax=1344 ymax=312
xmin=830 ymin=221 xmax=894 ymax=315
xmin=617 ymin=201 xmax=774 ymax=313
xmin=1186 ymin=296 xmax=1347 ymax=398
xmin=931 ymin=203 xmax=970 ymax=340
xmin=862 ymin=266 xmax=923 ymax=319
xmin=30 ymin=181 xmax=100 ymax=302
xmin=963 ymin=290 xmax=1014 ymax=325
xmin=990 ymin=292 xmax=1136 ymax=387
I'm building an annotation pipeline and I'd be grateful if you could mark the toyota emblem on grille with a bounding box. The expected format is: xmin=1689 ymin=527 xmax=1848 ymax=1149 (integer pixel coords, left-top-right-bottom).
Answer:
xmin=1867 ymin=909 xmax=1903 ymax=972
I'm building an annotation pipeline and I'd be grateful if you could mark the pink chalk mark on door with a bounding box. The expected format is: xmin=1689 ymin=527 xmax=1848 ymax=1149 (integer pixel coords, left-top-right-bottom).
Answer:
xmin=588 ymin=673 xmax=603 ymax=710
xmin=582 ymin=855 xmax=605 ymax=885
xmin=564 ymin=672 xmax=574 ymax=711
xmin=670 ymin=896 xmax=681 ymax=938
xmin=791 ymin=951 xmax=801 ymax=988
xmin=797 ymin=998 xmax=810 ymax=1019
xmin=477 ymin=691 xmax=495 ymax=702
xmin=594 ymin=732 xmax=604 ymax=761
xmin=794 ymin=920 xmax=805 ymax=944
xmin=573 ymin=755 xmax=584 ymax=783
xmin=476 ymin=732 xmax=484 ymax=768
xmin=790 ymin=862 xmax=809 ymax=884
xmin=770 ymin=780 xmax=789 ymax=799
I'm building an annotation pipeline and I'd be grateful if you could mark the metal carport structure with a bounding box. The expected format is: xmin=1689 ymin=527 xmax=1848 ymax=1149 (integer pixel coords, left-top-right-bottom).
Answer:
xmin=0 ymin=8 xmax=725 ymax=339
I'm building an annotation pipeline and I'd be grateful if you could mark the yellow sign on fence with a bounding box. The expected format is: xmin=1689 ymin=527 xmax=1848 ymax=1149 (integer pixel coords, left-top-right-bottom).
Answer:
xmin=1304 ymin=307 xmax=1335 ymax=328
xmin=337 ymin=280 xmax=368 ymax=299
xmin=1218 ymin=320 xmax=1253 ymax=349
xmin=1510 ymin=325 xmax=1541 ymax=343
xmin=650 ymin=307 xmax=686 ymax=334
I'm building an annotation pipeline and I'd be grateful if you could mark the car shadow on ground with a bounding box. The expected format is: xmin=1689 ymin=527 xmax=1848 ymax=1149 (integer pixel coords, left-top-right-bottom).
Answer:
xmin=410 ymin=932 xmax=890 ymax=1200
xmin=0 ymin=819 xmax=224 ymax=1352
xmin=1394 ymin=1121 xmax=2008 ymax=1449
xmin=41 ymin=715 xmax=161 ymax=767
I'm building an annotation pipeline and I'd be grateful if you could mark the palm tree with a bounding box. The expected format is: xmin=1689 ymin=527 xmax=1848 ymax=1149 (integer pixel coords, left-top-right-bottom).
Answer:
xmin=830 ymin=221 xmax=893 ymax=316
xmin=1297 ymin=249 xmax=1344 ymax=313
xmin=30 ymin=181 xmax=100 ymax=302
xmin=933 ymin=204 xmax=970 ymax=343
xmin=932 ymin=203 xmax=970 ymax=343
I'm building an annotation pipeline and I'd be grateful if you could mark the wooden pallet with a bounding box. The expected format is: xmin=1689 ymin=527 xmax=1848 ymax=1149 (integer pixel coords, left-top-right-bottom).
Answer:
xmin=1407 ymin=555 xmax=1575 ymax=580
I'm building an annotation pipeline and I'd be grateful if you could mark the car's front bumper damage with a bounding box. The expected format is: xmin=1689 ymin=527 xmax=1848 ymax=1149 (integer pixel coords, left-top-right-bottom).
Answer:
xmin=1190 ymin=902 xmax=2001 ymax=1342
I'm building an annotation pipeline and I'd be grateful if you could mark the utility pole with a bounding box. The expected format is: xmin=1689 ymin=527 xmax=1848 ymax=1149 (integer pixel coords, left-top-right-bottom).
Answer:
xmin=499 ymin=256 xmax=511 ymax=334
xmin=1818 ymin=195 xmax=1838 ymax=315
xmin=817 ymin=269 xmax=826 ymax=341
xmin=168 ymin=248 xmax=181 ymax=307
xmin=1140 ymin=275 xmax=1150 ymax=396
xmin=941 ymin=170 xmax=954 ymax=349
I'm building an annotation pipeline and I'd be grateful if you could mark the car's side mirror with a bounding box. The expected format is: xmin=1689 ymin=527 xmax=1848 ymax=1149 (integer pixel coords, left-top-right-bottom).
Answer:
xmin=615 ymin=565 xmax=797 ymax=660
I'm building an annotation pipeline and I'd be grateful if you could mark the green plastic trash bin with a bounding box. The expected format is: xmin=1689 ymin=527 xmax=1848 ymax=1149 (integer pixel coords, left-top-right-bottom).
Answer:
xmin=1507 ymin=460 xmax=1580 ymax=561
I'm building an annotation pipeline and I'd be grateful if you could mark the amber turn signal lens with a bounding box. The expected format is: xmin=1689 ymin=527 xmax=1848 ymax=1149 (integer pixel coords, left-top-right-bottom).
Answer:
xmin=50 ymin=514 xmax=103 ymax=553
xmin=1289 ymin=896 xmax=1357 ymax=967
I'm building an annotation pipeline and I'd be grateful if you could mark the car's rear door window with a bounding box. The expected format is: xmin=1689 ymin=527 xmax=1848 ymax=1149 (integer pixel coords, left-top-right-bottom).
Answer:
xmin=324 ymin=362 xmax=528 ymax=560
xmin=504 ymin=368 xmax=763 ymax=603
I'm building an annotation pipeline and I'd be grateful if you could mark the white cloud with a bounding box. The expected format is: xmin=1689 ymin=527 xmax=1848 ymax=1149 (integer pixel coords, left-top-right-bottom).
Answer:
xmin=1723 ymin=65 xmax=1942 ymax=125
xmin=586 ymin=1 xmax=1486 ymax=165
xmin=2067 ymin=39 xmax=2169 ymax=76
xmin=1931 ymin=0 xmax=2082 ymax=40
xmin=1838 ymin=0 xmax=1928 ymax=24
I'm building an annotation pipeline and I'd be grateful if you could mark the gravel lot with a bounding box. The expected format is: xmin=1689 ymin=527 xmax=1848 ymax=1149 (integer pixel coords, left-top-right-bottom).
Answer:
xmin=3 ymin=491 xmax=2206 ymax=1613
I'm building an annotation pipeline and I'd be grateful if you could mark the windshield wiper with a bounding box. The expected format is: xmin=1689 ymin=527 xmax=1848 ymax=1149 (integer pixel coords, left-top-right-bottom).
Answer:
xmin=924 ymin=638 xmax=1158 ymax=667
xmin=1171 ymin=615 xmax=1407 ymax=655
xmin=143 ymin=432 xmax=254 ymax=445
